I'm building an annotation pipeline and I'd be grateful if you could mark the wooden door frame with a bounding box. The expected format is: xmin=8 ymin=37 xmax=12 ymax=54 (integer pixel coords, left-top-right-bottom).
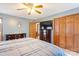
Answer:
xmin=0 ymin=17 xmax=3 ymax=41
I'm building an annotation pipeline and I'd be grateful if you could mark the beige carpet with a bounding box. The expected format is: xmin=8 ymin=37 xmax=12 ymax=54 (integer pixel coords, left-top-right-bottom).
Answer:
xmin=64 ymin=49 xmax=79 ymax=56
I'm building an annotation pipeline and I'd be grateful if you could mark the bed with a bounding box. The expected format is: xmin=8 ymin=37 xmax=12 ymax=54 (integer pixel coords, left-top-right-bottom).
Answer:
xmin=0 ymin=38 xmax=66 ymax=56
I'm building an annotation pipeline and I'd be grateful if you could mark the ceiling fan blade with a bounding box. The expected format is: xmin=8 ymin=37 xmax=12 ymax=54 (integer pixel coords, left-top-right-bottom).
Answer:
xmin=16 ymin=8 xmax=25 ymax=10
xmin=23 ymin=3 xmax=33 ymax=7
xmin=35 ymin=5 xmax=43 ymax=8
xmin=23 ymin=3 xmax=28 ymax=6
xmin=35 ymin=10 xmax=42 ymax=14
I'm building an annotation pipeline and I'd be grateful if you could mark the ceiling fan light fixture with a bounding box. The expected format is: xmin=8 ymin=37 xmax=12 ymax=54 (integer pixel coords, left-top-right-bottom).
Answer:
xmin=35 ymin=5 xmax=43 ymax=8
xmin=17 ymin=3 xmax=43 ymax=15
xmin=35 ymin=10 xmax=42 ymax=14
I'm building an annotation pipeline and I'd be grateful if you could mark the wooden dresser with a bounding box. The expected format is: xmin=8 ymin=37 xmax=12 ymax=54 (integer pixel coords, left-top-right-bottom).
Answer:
xmin=6 ymin=33 xmax=26 ymax=40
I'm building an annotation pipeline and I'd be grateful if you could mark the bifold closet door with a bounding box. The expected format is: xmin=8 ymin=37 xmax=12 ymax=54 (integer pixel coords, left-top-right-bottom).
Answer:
xmin=54 ymin=18 xmax=60 ymax=46
xmin=54 ymin=14 xmax=79 ymax=52
xmin=29 ymin=22 xmax=36 ymax=38
xmin=66 ymin=16 xmax=74 ymax=51
xmin=59 ymin=17 xmax=66 ymax=48
xmin=74 ymin=14 xmax=79 ymax=52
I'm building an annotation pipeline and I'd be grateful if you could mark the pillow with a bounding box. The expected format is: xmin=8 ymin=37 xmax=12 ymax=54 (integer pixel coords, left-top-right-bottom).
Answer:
xmin=50 ymin=44 xmax=66 ymax=56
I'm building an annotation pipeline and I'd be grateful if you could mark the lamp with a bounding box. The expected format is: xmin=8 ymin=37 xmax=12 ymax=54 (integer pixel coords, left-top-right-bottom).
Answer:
xmin=18 ymin=24 xmax=21 ymax=28
xmin=18 ymin=23 xmax=22 ymax=33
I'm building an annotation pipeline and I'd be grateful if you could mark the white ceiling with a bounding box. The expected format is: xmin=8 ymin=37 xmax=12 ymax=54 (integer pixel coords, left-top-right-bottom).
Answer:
xmin=0 ymin=3 xmax=79 ymax=19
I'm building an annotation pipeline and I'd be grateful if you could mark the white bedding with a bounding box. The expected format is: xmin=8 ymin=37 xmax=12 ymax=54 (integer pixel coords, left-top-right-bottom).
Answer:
xmin=0 ymin=38 xmax=66 ymax=56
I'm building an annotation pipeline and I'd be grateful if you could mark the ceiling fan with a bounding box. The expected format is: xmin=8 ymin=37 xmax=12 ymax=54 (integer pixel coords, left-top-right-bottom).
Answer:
xmin=17 ymin=3 xmax=43 ymax=15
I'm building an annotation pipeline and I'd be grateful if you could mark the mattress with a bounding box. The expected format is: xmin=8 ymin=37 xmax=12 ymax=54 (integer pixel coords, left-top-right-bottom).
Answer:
xmin=0 ymin=38 xmax=66 ymax=56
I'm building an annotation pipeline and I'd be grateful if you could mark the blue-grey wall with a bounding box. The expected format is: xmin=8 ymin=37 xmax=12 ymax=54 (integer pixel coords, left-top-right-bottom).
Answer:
xmin=1 ymin=7 xmax=79 ymax=41
xmin=38 ymin=7 xmax=79 ymax=21
xmin=0 ymin=13 xmax=29 ymax=40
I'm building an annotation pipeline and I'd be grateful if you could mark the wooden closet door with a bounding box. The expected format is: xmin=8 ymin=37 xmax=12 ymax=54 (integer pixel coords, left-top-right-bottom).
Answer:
xmin=74 ymin=14 xmax=79 ymax=52
xmin=29 ymin=22 xmax=36 ymax=38
xmin=59 ymin=17 xmax=66 ymax=48
xmin=54 ymin=13 xmax=79 ymax=52
xmin=54 ymin=18 xmax=60 ymax=46
xmin=66 ymin=16 xmax=74 ymax=51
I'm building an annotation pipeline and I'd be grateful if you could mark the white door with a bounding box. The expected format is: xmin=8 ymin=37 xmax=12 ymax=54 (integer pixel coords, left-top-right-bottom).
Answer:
xmin=0 ymin=19 xmax=2 ymax=41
